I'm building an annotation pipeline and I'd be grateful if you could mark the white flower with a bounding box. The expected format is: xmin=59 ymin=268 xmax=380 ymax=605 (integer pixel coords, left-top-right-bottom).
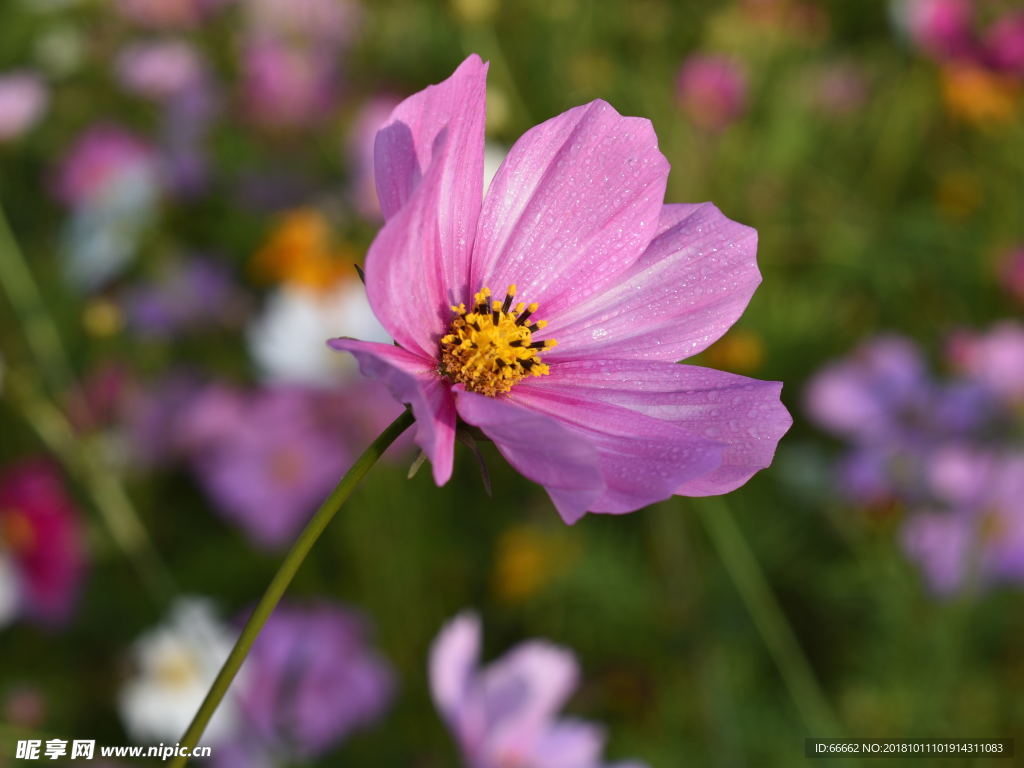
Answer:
xmin=0 ymin=550 xmax=21 ymax=629
xmin=118 ymin=597 xmax=240 ymax=745
xmin=248 ymin=280 xmax=390 ymax=386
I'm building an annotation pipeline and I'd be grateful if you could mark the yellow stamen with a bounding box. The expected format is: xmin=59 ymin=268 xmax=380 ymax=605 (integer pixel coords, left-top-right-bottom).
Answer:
xmin=439 ymin=285 xmax=555 ymax=397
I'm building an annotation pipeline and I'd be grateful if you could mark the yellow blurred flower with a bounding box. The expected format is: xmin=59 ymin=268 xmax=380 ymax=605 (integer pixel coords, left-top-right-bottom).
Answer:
xmin=942 ymin=66 xmax=1019 ymax=126
xmin=82 ymin=298 xmax=123 ymax=338
xmin=702 ymin=328 xmax=764 ymax=374
xmin=251 ymin=208 xmax=357 ymax=291
xmin=492 ymin=523 xmax=580 ymax=604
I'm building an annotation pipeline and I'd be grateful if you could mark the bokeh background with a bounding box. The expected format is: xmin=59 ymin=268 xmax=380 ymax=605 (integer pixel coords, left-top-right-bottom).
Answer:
xmin=1 ymin=0 xmax=1022 ymax=766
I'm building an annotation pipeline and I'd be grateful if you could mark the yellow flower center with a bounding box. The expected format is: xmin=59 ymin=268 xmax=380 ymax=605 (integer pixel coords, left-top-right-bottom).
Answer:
xmin=439 ymin=285 xmax=556 ymax=397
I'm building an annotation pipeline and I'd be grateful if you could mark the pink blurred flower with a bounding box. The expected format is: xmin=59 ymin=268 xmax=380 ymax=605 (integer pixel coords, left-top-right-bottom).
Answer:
xmin=116 ymin=40 xmax=203 ymax=100
xmin=0 ymin=71 xmax=48 ymax=142
xmin=0 ymin=458 xmax=86 ymax=626
xmin=326 ymin=56 xmax=790 ymax=523
xmin=53 ymin=125 xmax=157 ymax=206
xmin=811 ymin=61 xmax=869 ymax=117
xmin=245 ymin=0 xmax=361 ymax=46
xmin=987 ymin=12 xmax=1024 ymax=76
xmin=430 ymin=612 xmax=647 ymax=768
xmin=347 ymin=95 xmax=402 ymax=220
xmin=897 ymin=0 xmax=978 ymax=61
xmin=241 ymin=39 xmax=337 ymax=130
xmin=948 ymin=322 xmax=1024 ymax=403
xmin=675 ymin=54 xmax=748 ymax=133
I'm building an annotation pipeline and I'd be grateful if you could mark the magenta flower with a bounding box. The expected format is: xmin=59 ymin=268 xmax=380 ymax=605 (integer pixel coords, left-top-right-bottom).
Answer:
xmin=327 ymin=56 xmax=790 ymax=524
xmin=0 ymin=458 xmax=86 ymax=626
xmin=896 ymin=0 xmax=978 ymax=61
xmin=986 ymin=12 xmax=1024 ymax=76
xmin=675 ymin=54 xmax=748 ymax=133
xmin=53 ymin=125 xmax=157 ymax=207
xmin=431 ymin=612 xmax=647 ymax=768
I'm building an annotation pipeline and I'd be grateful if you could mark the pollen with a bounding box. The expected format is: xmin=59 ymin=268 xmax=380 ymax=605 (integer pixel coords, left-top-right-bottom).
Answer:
xmin=439 ymin=285 xmax=556 ymax=397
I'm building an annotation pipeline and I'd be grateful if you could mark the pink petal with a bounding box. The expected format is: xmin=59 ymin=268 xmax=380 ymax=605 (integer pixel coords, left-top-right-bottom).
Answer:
xmin=480 ymin=641 xmax=580 ymax=758
xmin=538 ymin=359 xmax=792 ymax=497
xmin=510 ymin=379 xmax=725 ymax=518
xmin=453 ymin=388 xmax=604 ymax=524
xmin=429 ymin=612 xmax=482 ymax=726
xmin=547 ymin=203 xmax=759 ymax=363
xmin=363 ymin=127 xmax=454 ymax=358
xmin=327 ymin=339 xmax=455 ymax=484
xmin=471 ymin=100 xmax=668 ymax=321
xmin=374 ymin=54 xmax=487 ymax=304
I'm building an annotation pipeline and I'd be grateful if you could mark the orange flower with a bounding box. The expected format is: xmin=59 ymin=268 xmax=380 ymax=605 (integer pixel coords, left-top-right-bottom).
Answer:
xmin=251 ymin=209 xmax=356 ymax=291
xmin=942 ymin=65 xmax=1019 ymax=126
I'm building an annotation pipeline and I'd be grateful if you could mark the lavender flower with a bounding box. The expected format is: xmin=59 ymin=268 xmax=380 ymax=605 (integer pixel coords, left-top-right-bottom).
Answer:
xmin=431 ymin=612 xmax=647 ymax=768
xmin=229 ymin=602 xmax=394 ymax=759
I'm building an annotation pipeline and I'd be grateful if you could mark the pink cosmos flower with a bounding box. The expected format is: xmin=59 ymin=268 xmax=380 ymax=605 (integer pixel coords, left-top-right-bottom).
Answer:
xmin=327 ymin=56 xmax=791 ymax=524
xmin=430 ymin=612 xmax=647 ymax=768
xmin=675 ymin=54 xmax=748 ymax=133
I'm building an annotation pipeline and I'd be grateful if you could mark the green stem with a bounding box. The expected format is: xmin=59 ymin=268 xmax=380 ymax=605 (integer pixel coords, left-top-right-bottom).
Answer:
xmin=170 ymin=409 xmax=415 ymax=768
xmin=697 ymin=497 xmax=842 ymax=739
xmin=0 ymin=206 xmax=75 ymax=398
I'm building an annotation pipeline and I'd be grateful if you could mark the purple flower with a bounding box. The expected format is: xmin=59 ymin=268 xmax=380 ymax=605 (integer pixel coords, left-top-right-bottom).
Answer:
xmin=0 ymin=71 xmax=48 ymax=142
xmin=121 ymin=258 xmax=244 ymax=338
xmin=326 ymin=56 xmax=791 ymax=524
xmin=0 ymin=459 xmax=86 ymax=627
xmin=430 ymin=612 xmax=647 ymax=768
xmin=805 ymin=335 xmax=930 ymax=446
xmin=675 ymin=54 xmax=748 ymax=133
xmin=904 ymin=453 xmax=1024 ymax=593
xmin=230 ymin=602 xmax=394 ymax=759
xmin=178 ymin=385 xmax=351 ymax=548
